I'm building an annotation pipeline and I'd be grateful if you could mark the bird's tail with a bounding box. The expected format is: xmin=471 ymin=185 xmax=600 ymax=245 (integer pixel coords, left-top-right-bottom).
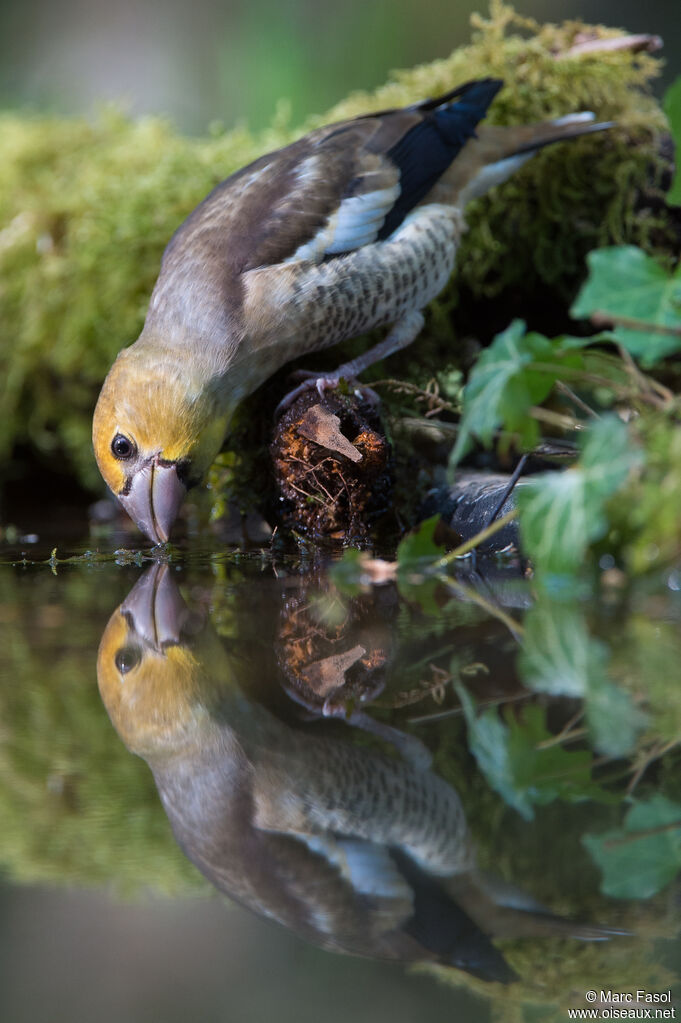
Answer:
xmin=445 ymin=869 xmax=631 ymax=942
xmin=429 ymin=111 xmax=613 ymax=207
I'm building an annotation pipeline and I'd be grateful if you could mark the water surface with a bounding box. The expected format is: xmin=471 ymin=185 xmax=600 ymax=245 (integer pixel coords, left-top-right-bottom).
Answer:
xmin=0 ymin=533 xmax=679 ymax=1022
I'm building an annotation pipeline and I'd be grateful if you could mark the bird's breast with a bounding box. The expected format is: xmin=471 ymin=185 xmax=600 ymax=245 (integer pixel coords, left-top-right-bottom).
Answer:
xmin=241 ymin=203 xmax=464 ymax=375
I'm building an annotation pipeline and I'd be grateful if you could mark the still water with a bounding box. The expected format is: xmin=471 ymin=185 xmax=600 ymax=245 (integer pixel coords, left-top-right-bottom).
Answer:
xmin=0 ymin=534 xmax=679 ymax=1022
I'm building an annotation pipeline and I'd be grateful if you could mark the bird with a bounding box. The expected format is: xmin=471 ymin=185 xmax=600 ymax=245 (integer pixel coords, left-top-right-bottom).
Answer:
xmin=92 ymin=78 xmax=612 ymax=544
xmin=97 ymin=564 xmax=628 ymax=984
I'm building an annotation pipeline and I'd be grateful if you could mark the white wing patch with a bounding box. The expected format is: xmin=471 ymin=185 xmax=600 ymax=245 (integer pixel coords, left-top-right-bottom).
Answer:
xmin=287 ymin=183 xmax=401 ymax=264
xmin=456 ymin=152 xmax=535 ymax=206
xmin=457 ymin=112 xmax=599 ymax=206
xmin=300 ymin=835 xmax=413 ymax=902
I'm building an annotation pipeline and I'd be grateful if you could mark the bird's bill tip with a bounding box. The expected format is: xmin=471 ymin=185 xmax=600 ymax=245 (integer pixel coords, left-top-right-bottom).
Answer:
xmin=120 ymin=564 xmax=189 ymax=648
xmin=119 ymin=461 xmax=186 ymax=545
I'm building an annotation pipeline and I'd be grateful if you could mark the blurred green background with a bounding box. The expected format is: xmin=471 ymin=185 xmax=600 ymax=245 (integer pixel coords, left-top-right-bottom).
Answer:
xmin=1 ymin=0 xmax=679 ymax=133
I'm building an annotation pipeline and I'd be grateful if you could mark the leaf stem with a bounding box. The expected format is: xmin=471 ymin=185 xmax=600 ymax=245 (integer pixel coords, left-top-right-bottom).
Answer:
xmin=591 ymin=310 xmax=681 ymax=338
xmin=434 ymin=508 xmax=519 ymax=565
xmin=603 ymin=819 xmax=681 ymax=849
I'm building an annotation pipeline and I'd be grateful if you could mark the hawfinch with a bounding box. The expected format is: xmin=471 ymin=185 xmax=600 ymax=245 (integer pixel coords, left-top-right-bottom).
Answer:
xmin=93 ymin=78 xmax=610 ymax=543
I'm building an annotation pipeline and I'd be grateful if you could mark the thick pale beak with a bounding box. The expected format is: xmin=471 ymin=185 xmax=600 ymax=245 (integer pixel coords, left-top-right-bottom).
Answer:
xmin=120 ymin=564 xmax=190 ymax=648
xmin=119 ymin=460 xmax=186 ymax=544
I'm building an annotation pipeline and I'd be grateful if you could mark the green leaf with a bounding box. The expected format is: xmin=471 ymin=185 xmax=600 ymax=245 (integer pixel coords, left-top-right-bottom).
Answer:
xmin=517 ymin=415 xmax=640 ymax=576
xmin=520 ymin=601 xmax=608 ymax=697
xmin=456 ymin=685 xmax=612 ymax=820
xmin=571 ymin=246 xmax=681 ymax=365
xmin=519 ymin=598 xmax=645 ymax=756
xmin=451 ymin=320 xmax=582 ymax=463
xmin=456 ymin=683 xmax=535 ymax=819
xmin=584 ymin=678 xmax=646 ymax=758
xmin=396 ymin=515 xmax=442 ymax=570
xmin=663 ymin=76 xmax=681 ymax=206
xmin=328 ymin=547 xmax=366 ymax=595
xmin=506 ymin=704 xmax=613 ymax=805
xmin=396 ymin=516 xmax=444 ymax=614
xmin=583 ymin=795 xmax=681 ymax=898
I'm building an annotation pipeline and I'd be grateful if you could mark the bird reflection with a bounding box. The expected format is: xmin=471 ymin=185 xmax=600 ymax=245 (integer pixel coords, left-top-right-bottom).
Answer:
xmin=97 ymin=565 xmax=622 ymax=985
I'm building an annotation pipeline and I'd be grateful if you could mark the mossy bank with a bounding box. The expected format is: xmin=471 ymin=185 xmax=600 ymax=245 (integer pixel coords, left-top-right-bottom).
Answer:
xmin=0 ymin=3 xmax=673 ymax=503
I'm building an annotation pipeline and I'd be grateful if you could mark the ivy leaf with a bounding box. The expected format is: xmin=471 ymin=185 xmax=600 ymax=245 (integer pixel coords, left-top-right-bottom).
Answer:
xmin=583 ymin=795 xmax=681 ymax=898
xmin=328 ymin=547 xmax=366 ymax=595
xmin=451 ymin=320 xmax=583 ymax=463
xmin=519 ymin=599 xmax=645 ymax=756
xmin=520 ymin=601 xmax=609 ymax=698
xmin=584 ymin=678 xmax=646 ymax=758
xmin=664 ymin=76 xmax=681 ymax=206
xmin=517 ymin=415 xmax=640 ymax=576
xmin=396 ymin=515 xmax=442 ymax=570
xmin=395 ymin=516 xmax=445 ymax=614
xmin=456 ymin=685 xmax=612 ymax=820
xmin=571 ymin=246 xmax=681 ymax=365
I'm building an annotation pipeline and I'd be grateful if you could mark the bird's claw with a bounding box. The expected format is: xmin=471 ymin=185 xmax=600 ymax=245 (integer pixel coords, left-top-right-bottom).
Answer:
xmin=274 ymin=375 xmax=339 ymax=417
xmin=277 ymin=373 xmax=384 ymax=416
xmin=275 ymin=374 xmax=381 ymax=418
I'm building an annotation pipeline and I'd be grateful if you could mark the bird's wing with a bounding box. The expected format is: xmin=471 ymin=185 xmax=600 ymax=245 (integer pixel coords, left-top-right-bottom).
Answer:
xmin=152 ymin=79 xmax=502 ymax=292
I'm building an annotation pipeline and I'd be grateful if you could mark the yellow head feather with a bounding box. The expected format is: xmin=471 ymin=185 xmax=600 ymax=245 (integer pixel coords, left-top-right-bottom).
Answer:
xmin=92 ymin=339 xmax=231 ymax=495
xmin=97 ymin=606 xmax=215 ymax=757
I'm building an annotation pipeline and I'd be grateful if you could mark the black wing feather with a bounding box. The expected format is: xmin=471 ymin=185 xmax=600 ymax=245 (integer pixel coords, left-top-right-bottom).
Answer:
xmin=378 ymin=77 xmax=503 ymax=238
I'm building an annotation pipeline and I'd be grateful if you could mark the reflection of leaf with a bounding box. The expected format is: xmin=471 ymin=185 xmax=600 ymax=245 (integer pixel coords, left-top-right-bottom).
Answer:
xmin=571 ymin=246 xmax=681 ymax=364
xmin=456 ymin=683 xmax=534 ymax=818
xmin=451 ymin=320 xmax=584 ymax=461
xmin=583 ymin=795 xmax=681 ymax=898
xmin=395 ymin=517 xmax=445 ymax=615
xmin=517 ymin=415 xmax=639 ymax=575
xmin=664 ymin=76 xmax=681 ymax=206
xmin=328 ymin=548 xmax=366 ymax=595
xmin=396 ymin=515 xmax=443 ymax=569
xmin=609 ymin=615 xmax=681 ymax=744
xmin=456 ymin=685 xmax=613 ymax=821
xmin=520 ymin=602 xmax=608 ymax=696
xmin=585 ymin=678 xmax=646 ymax=758
xmin=519 ymin=597 xmax=645 ymax=756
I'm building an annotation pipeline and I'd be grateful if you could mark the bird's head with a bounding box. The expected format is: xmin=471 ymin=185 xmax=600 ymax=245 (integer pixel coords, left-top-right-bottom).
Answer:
xmin=93 ymin=341 xmax=231 ymax=544
xmin=97 ymin=564 xmax=227 ymax=758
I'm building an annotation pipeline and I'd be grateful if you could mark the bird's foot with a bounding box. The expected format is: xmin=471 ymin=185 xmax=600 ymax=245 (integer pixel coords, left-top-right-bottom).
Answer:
xmin=275 ymin=373 xmax=379 ymax=418
xmin=275 ymin=311 xmax=425 ymax=417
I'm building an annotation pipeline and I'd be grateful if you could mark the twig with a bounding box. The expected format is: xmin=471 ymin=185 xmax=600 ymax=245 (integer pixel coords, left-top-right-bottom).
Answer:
xmin=434 ymin=508 xmax=519 ymax=565
xmin=603 ymin=820 xmax=681 ymax=850
xmin=536 ymin=707 xmax=586 ymax=749
xmin=591 ymin=310 xmax=681 ymax=339
xmin=526 ymin=362 xmax=621 ymax=389
xmin=439 ymin=574 xmax=524 ymax=641
xmin=487 ymin=454 xmax=527 ymax=526
xmin=408 ymin=689 xmax=531 ymax=725
xmin=557 ymin=33 xmax=663 ymax=58
xmin=555 ymin=380 xmax=600 ymax=419
xmin=371 ymin=378 xmax=458 ymax=415
xmin=530 ymin=406 xmax=584 ymax=431
xmin=627 ymin=738 xmax=681 ymax=794
xmin=617 ymin=345 xmax=675 ymax=411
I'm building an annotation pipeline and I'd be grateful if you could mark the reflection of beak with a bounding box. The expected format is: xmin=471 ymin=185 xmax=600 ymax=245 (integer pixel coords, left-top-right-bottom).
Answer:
xmin=119 ymin=461 xmax=186 ymax=544
xmin=121 ymin=564 xmax=191 ymax=649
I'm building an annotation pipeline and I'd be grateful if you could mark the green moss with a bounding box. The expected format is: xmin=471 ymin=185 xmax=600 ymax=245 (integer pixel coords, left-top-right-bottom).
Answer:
xmin=0 ymin=566 xmax=205 ymax=893
xmin=0 ymin=3 xmax=672 ymax=495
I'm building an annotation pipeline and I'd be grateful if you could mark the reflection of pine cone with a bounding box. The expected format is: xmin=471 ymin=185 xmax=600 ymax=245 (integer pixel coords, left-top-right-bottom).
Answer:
xmin=275 ymin=589 xmax=391 ymax=715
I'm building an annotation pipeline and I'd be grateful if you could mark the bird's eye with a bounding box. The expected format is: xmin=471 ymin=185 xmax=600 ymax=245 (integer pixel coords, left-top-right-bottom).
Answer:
xmin=115 ymin=646 xmax=141 ymax=675
xmin=111 ymin=434 xmax=136 ymax=460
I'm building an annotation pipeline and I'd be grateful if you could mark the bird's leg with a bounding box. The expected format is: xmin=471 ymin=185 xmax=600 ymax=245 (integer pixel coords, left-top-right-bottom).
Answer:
xmin=276 ymin=310 xmax=425 ymax=416
xmin=335 ymin=708 xmax=433 ymax=771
